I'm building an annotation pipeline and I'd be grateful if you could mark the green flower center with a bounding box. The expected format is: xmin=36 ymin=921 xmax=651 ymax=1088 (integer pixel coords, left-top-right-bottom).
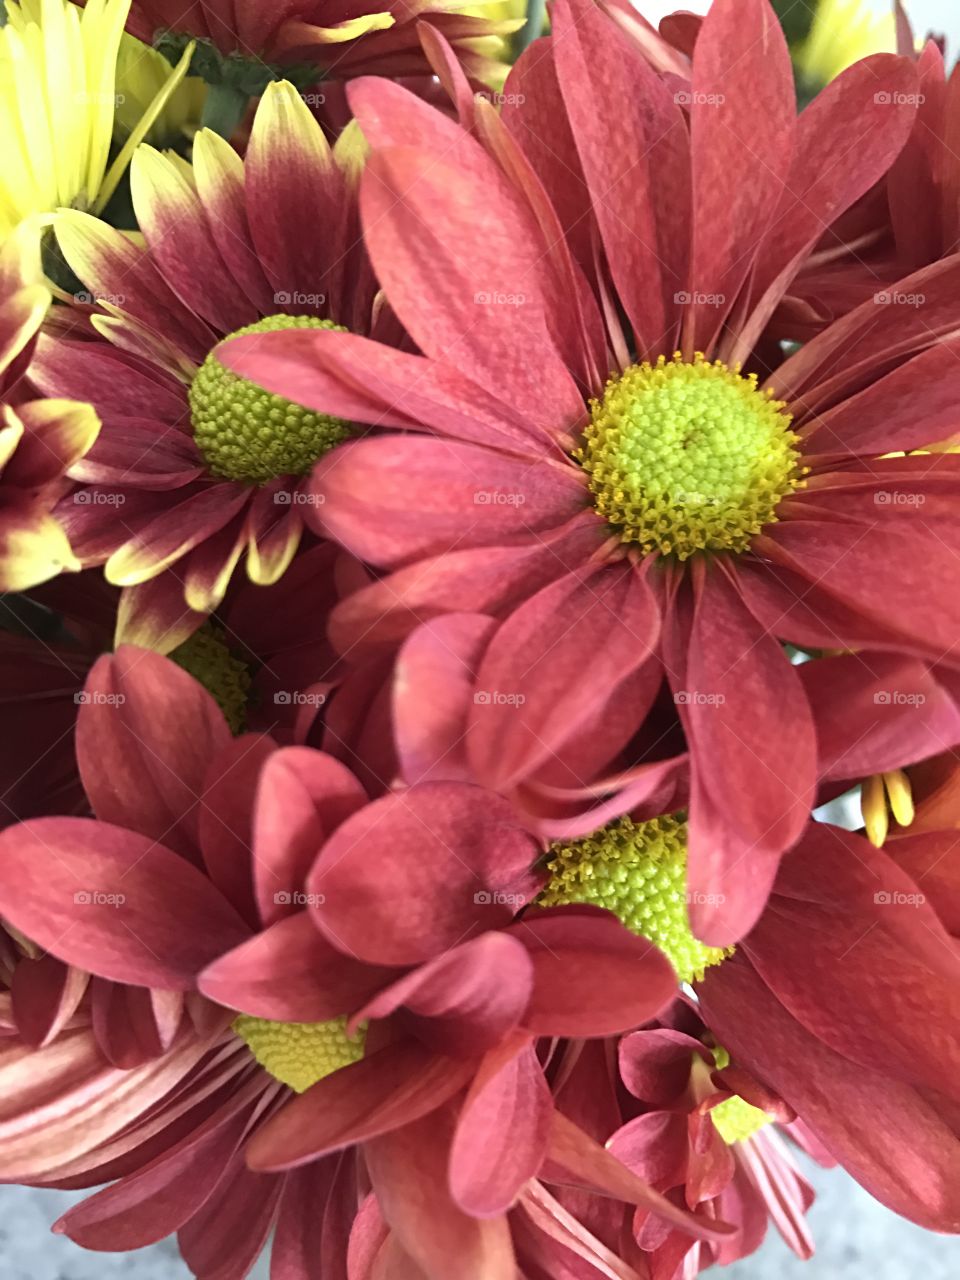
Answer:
xmin=189 ymin=315 xmax=352 ymax=484
xmin=171 ymin=622 xmax=251 ymax=734
xmin=538 ymin=814 xmax=732 ymax=983
xmin=233 ymin=1014 xmax=366 ymax=1093
xmin=710 ymin=1095 xmax=773 ymax=1144
xmin=575 ymin=354 xmax=804 ymax=559
xmin=708 ymin=1045 xmax=772 ymax=1144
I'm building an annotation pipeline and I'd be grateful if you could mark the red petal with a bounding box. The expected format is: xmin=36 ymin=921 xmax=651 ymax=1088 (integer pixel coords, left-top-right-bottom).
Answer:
xmin=0 ymin=818 xmax=250 ymax=989
xmin=685 ymin=0 xmax=794 ymax=353
xmin=77 ymin=647 xmax=231 ymax=861
xmin=246 ymin=1040 xmax=476 ymax=1172
xmin=308 ymin=784 xmax=539 ymax=966
xmin=513 ymin=908 xmax=678 ymax=1037
xmin=366 ymin=1102 xmax=517 ymax=1279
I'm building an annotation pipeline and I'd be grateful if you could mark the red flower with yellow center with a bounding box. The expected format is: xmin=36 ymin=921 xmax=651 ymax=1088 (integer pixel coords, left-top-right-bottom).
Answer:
xmin=33 ymin=80 xmax=393 ymax=653
xmin=226 ymin=0 xmax=960 ymax=947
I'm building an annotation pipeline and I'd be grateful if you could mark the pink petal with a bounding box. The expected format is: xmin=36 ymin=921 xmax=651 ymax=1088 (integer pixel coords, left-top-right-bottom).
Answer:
xmin=619 ymin=1028 xmax=711 ymax=1106
xmin=553 ymin=0 xmax=689 ymax=355
xmin=512 ymin=907 xmax=678 ymax=1037
xmin=253 ymin=746 xmax=368 ymax=928
xmin=310 ymin=435 xmax=584 ymax=568
xmin=545 ymin=1111 xmax=732 ymax=1241
xmin=308 ymin=784 xmax=539 ymax=966
xmin=744 ymin=823 xmax=960 ymax=1102
xmin=360 ymin=146 xmax=583 ymax=430
xmin=352 ymin=932 xmax=534 ymax=1056
xmin=468 ymin=563 xmax=660 ymax=792
xmin=198 ymin=733 xmax=277 ymax=927
xmin=673 ymin=566 xmax=815 ymax=944
xmin=699 ymin=959 xmax=960 ymax=1231
xmin=246 ymin=1040 xmax=476 ymax=1172
xmin=799 ymin=652 xmax=960 ymax=780
xmin=199 ymin=912 xmax=392 ymax=1022
xmin=395 ymin=614 xmax=497 ymax=786
xmin=77 ymin=647 xmax=231 ymax=861
xmin=0 ymin=818 xmax=250 ymax=989
xmin=685 ymin=0 xmax=794 ymax=354
xmin=365 ymin=1103 xmax=517 ymax=1279
xmin=450 ymin=1040 xmax=552 ymax=1216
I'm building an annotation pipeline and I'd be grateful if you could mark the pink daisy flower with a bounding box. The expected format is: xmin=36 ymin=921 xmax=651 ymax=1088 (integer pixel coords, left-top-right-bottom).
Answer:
xmin=226 ymin=0 xmax=960 ymax=943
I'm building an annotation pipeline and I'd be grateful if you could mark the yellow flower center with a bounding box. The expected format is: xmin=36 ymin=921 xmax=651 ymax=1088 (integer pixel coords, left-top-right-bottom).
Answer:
xmin=189 ymin=315 xmax=352 ymax=484
xmin=708 ymin=1045 xmax=772 ymax=1144
xmin=710 ymin=1094 xmax=773 ymax=1144
xmin=233 ymin=1014 xmax=366 ymax=1093
xmin=575 ymin=354 xmax=804 ymax=558
xmin=171 ymin=622 xmax=251 ymax=734
xmin=539 ymin=814 xmax=732 ymax=983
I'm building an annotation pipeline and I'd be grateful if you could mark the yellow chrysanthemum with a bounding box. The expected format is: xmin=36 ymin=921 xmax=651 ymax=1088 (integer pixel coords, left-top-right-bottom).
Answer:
xmin=796 ymin=0 xmax=896 ymax=85
xmin=0 ymin=0 xmax=194 ymax=242
xmin=113 ymin=32 xmax=206 ymax=148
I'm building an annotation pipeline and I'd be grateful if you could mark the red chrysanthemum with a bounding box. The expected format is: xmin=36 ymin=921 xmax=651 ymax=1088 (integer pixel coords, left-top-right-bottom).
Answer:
xmin=0 ymin=648 xmax=727 ymax=1278
xmin=226 ymin=0 xmax=960 ymax=944
xmin=120 ymin=0 xmax=517 ymax=86
xmin=31 ymin=81 xmax=394 ymax=652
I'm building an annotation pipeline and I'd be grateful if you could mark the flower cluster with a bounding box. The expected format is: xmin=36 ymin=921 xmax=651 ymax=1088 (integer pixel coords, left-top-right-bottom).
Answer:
xmin=1 ymin=1 xmax=960 ymax=1277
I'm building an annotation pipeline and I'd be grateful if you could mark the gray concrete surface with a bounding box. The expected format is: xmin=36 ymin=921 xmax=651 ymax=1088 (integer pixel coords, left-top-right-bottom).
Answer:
xmin=1 ymin=1156 xmax=958 ymax=1277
